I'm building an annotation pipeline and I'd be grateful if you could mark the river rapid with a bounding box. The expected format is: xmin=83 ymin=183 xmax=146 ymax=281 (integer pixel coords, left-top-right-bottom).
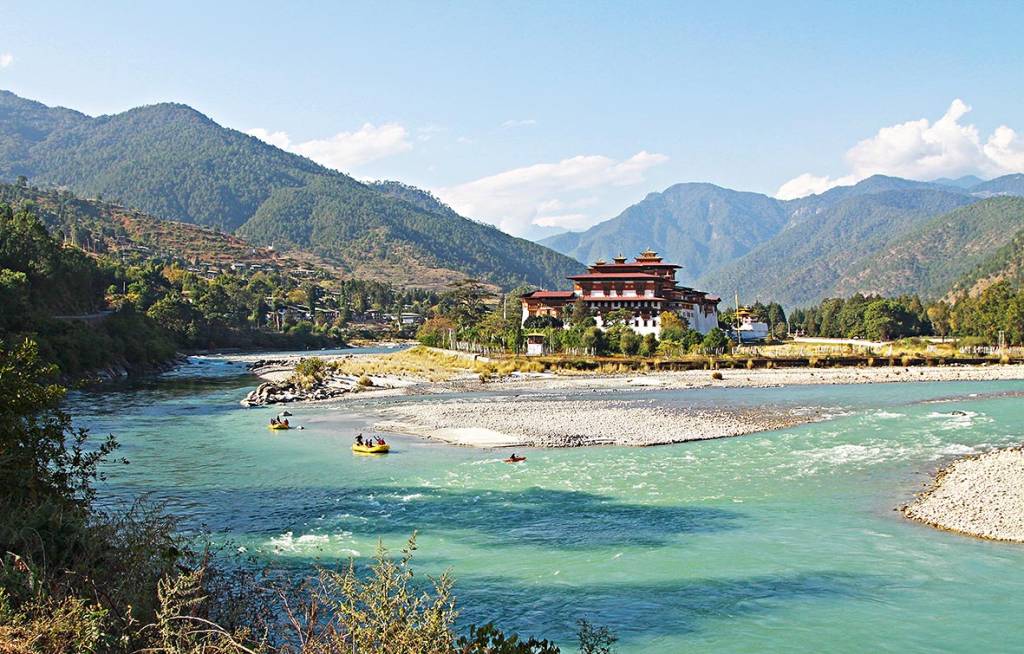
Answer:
xmin=70 ymin=353 xmax=1024 ymax=653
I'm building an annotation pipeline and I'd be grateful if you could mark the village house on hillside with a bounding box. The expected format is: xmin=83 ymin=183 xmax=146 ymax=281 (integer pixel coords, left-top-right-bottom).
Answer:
xmin=521 ymin=249 xmax=720 ymax=337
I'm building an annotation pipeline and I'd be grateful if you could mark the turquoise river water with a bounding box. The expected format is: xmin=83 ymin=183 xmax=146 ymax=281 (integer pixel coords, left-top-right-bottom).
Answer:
xmin=71 ymin=352 xmax=1024 ymax=652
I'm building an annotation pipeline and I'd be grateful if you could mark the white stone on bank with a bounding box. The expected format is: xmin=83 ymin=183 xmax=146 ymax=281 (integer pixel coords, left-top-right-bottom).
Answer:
xmin=902 ymin=446 xmax=1024 ymax=543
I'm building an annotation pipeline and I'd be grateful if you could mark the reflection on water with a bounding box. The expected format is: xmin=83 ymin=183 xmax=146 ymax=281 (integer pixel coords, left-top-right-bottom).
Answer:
xmin=68 ymin=355 xmax=1024 ymax=652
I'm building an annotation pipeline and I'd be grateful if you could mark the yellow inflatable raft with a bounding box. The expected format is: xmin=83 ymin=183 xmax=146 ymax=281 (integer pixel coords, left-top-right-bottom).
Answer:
xmin=352 ymin=443 xmax=390 ymax=454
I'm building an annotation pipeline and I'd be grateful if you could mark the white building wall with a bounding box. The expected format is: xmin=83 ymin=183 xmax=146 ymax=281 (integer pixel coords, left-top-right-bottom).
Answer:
xmin=690 ymin=305 xmax=719 ymax=335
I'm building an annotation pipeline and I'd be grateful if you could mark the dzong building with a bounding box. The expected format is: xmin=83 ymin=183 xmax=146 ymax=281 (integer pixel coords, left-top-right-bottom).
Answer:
xmin=520 ymin=249 xmax=720 ymax=337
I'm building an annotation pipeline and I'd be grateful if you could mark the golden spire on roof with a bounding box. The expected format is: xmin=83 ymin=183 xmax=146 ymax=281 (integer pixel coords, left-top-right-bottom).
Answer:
xmin=613 ymin=253 xmax=627 ymax=264
xmin=636 ymin=248 xmax=661 ymax=262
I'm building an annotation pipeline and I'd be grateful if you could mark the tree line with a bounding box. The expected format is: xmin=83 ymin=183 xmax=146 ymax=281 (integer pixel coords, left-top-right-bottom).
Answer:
xmin=0 ymin=203 xmax=345 ymax=376
xmin=789 ymin=285 xmax=1024 ymax=346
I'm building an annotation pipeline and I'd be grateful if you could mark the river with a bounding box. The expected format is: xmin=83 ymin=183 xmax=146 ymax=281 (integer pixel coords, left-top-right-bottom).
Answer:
xmin=70 ymin=353 xmax=1024 ymax=652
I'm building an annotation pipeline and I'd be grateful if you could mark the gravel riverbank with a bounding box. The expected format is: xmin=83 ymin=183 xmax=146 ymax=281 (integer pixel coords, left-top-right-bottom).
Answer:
xmin=902 ymin=446 xmax=1024 ymax=542
xmin=375 ymin=397 xmax=828 ymax=448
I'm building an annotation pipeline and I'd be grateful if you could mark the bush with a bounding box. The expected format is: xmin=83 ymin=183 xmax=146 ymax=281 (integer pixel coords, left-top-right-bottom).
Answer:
xmin=711 ymin=371 xmax=724 ymax=380
xmin=619 ymin=330 xmax=641 ymax=356
xmin=417 ymin=316 xmax=457 ymax=348
xmin=638 ymin=333 xmax=658 ymax=357
xmin=655 ymin=339 xmax=683 ymax=357
xmin=293 ymin=356 xmax=328 ymax=388
xmin=577 ymin=618 xmax=618 ymax=654
xmin=701 ymin=328 xmax=730 ymax=355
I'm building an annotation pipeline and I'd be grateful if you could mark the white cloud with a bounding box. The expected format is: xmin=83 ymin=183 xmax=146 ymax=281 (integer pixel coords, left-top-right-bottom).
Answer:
xmin=436 ymin=151 xmax=668 ymax=236
xmin=246 ymin=123 xmax=412 ymax=171
xmin=775 ymin=172 xmax=859 ymax=201
xmin=776 ymin=99 xmax=1024 ymax=200
xmin=501 ymin=119 xmax=537 ymax=129
xmin=246 ymin=128 xmax=291 ymax=150
xmin=532 ymin=213 xmax=592 ymax=229
xmin=0 ymin=53 xmax=13 ymax=68
xmin=984 ymin=125 xmax=1024 ymax=171
xmin=416 ymin=125 xmax=445 ymax=142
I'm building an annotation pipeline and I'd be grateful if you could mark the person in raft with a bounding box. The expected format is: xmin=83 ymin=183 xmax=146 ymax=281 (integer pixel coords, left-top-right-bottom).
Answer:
xmin=355 ymin=433 xmax=364 ymax=446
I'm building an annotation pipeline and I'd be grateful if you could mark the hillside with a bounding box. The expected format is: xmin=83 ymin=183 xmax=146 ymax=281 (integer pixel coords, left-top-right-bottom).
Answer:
xmin=0 ymin=90 xmax=583 ymax=289
xmin=0 ymin=181 xmax=340 ymax=274
xmin=698 ymin=189 xmax=973 ymax=306
xmin=829 ymin=197 xmax=1024 ymax=299
xmin=539 ymin=183 xmax=789 ymax=285
xmin=970 ymin=173 xmax=1024 ymax=198
xmin=949 ymin=214 xmax=1024 ymax=297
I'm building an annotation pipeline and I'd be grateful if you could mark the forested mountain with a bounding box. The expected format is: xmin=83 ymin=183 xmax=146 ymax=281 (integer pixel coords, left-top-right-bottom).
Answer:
xmin=0 ymin=180 xmax=342 ymax=273
xmin=539 ymin=183 xmax=789 ymax=285
xmin=0 ymin=90 xmax=583 ymax=289
xmin=829 ymin=197 xmax=1024 ymax=300
xmin=948 ymin=209 xmax=1024 ymax=297
xmin=970 ymin=173 xmax=1024 ymax=198
xmin=699 ymin=189 xmax=973 ymax=305
xmin=932 ymin=175 xmax=986 ymax=189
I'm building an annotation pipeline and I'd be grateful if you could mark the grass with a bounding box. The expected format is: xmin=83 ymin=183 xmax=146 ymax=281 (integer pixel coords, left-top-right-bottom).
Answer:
xmin=320 ymin=347 xmax=472 ymax=381
xmin=303 ymin=341 xmax=1020 ymax=385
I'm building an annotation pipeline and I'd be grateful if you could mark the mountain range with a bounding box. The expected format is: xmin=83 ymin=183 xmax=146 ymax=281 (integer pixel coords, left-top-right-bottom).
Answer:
xmin=4 ymin=89 xmax=1024 ymax=306
xmin=541 ymin=174 xmax=1024 ymax=305
xmin=0 ymin=90 xmax=584 ymax=290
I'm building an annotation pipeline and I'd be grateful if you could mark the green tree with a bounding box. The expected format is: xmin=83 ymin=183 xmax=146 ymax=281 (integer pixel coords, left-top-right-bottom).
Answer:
xmin=701 ymin=327 xmax=730 ymax=354
xmin=146 ymin=292 xmax=201 ymax=344
xmin=927 ymin=301 xmax=951 ymax=341
xmin=658 ymin=311 xmax=687 ymax=342
xmin=639 ymin=332 xmax=659 ymax=357
xmin=417 ymin=316 xmax=457 ymax=348
xmin=862 ymin=299 xmax=916 ymax=341
xmin=581 ymin=326 xmax=604 ymax=355
xmin=0 ymin=339 xmax=117 ymax=509
xmin=565 ymin=297 xmax=592 ymax=326
xmin=602 ymin=308 xmax=633 ymax=327
xmin=619 ymin=330 xmax=641 ymax=356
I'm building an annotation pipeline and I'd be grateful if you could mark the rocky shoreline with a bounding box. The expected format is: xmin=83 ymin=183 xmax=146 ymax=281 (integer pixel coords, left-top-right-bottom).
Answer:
xmin=241 ymin=359 xmax=414 ymax=406
xmin=375 ymin=397 xmax=827 ymax=448
xmin=902 ymin=446 xmax=1024 ymax=542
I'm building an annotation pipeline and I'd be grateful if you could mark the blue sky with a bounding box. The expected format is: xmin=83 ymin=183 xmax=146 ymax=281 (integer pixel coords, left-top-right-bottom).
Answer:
xmin=2 ymin=1 xmax=1024 ymax=238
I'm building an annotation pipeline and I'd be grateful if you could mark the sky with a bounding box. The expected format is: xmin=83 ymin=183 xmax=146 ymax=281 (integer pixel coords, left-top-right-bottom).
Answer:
xmin=2 ymin=1 xmax=1024 ymax=239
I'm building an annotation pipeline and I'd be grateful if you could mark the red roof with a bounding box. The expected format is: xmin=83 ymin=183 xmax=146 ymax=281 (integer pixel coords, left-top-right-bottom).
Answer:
xmin=568 ymin=272 xmax=664 ymax=280
xmin=522 ymin=290 xmax=575 ymax=299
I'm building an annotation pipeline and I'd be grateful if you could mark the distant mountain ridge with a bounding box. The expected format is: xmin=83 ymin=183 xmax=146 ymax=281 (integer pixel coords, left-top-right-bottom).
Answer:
xmin=0 ymin=90 xmax=584 ymax=289
xmin=542 ymin=173 xmax=1024 ymax=305
xmin=541 ymin=183 xmax=787 ymax=286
